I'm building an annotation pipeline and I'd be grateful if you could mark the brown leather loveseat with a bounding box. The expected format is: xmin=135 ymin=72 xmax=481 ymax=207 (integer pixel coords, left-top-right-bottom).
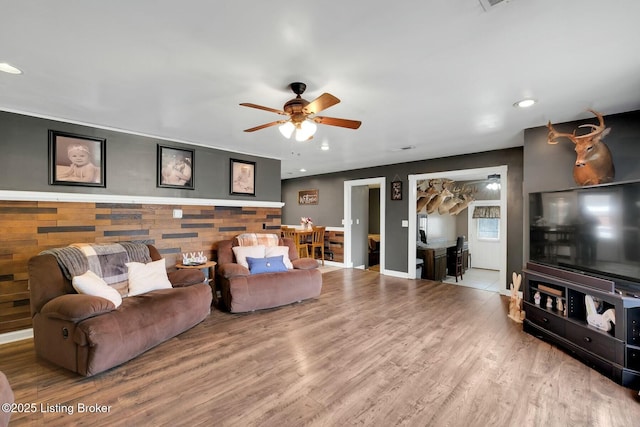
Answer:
xmin=28 ymin=244 xmax=212 ymax=376
xmin=215 ymin=234 xmax=322 ymax=313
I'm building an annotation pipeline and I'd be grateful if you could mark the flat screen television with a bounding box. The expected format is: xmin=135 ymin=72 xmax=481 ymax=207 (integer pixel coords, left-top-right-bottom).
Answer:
xmin=529 ymin=180 xmax=640 ymax=291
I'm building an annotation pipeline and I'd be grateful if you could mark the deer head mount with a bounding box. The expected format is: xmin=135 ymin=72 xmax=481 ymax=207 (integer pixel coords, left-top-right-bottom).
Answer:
xmin=426 ymin=180 xmax=454 ymax=214
xmin=416 ymin=179 xmax=476 ymax=215
xmin=448 ymin=186 xmax=477 ymax=216
xmin=547 ymin=109 xmax=615 ymax=186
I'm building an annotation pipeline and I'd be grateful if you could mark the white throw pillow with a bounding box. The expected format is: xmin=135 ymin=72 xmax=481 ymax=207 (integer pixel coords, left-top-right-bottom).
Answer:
xmin=126 ymin=259 xmax=173 ymax=296
xmin=265 ymin=246 xmax=294 ymax=269
xmin=232 ymin=245 xmax=266 ymax=268
xmin=72 ymin=270 xmax=123 ymax=308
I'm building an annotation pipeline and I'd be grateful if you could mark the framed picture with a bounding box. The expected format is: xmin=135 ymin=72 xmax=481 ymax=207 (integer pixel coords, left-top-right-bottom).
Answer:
xmin=230 ymin=159 xmax=256 ymax=195
xmin=49 ymin=130 xmax=106 ymax=187
xmin=391 ymin=180 xmax=402 ymax=200
xmin=298 ymin=189 xmax=319 ymax=205
xmin=158 ymin=145 xmax=194 ymax=189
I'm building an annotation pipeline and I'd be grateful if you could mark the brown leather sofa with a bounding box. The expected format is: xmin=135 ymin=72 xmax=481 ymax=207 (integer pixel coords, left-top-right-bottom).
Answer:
xmin=28 ymin=245 xmax=212 ymax=376
xmin=0 ymin=371 xmax=12 ymax=427
xmin=216 ymin=236 xmax=322 ymax=313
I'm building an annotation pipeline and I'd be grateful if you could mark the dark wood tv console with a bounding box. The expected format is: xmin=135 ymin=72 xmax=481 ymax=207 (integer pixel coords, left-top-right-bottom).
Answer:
xmin=523 ymin=262 xmax=640 ymax=389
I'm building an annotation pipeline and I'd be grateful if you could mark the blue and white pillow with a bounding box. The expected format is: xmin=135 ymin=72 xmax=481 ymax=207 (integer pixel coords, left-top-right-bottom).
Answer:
xmin=246 ymin=255 xmax=289 ymax=275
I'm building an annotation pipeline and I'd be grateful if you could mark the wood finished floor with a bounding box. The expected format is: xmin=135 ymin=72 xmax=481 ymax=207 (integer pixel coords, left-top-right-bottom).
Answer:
xmin=2 ymin=269 xmax=640 ymax=426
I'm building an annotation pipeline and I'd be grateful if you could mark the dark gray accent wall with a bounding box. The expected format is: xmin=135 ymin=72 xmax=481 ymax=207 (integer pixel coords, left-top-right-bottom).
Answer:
xmin=369 ymin=188 xmax=381 ymax=234
xmin=524 ymin=110 xmax=640 ymax=194
xmin=523 ymin=109 xmax=640 ymax=262
xmin=351 ymin=186 xmax=370 ymax=267
xmin=281 ymin=175 xmax=346 ymax=226
xmin=0 ymin=111 xmax=281 ymax=201
xmin=282 ymin=147 xmax=524 ymax=279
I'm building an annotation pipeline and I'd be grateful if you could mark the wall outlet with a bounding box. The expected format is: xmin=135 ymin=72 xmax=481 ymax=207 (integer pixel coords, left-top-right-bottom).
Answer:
xmin=172 ymin=209 xmax=183 ymax=219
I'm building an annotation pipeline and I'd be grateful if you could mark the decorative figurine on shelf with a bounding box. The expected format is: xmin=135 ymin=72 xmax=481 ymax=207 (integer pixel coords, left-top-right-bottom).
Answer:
xmin=534 ymin=291 xmax=541 ymax=306
xmin=182 ymin=251 xmax=207 ymax=265
xmin=585 ymin=295 xmax=616 ymax=332
xmin=508 ymin=272 xmax=526 ymax=323
xmin=557 ymin=297 xmax=564 ymax=314
xmin=546 ymin=296 xmax=553 ymax=310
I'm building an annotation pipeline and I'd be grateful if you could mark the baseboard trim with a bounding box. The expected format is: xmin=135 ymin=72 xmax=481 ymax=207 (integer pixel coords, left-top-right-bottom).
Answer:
xmin=0 ymin=328 xmax=33 ymax=345
xmin=321 ymin=260 xmax=344 ymax=268
xmin=381 ymin=269 xmax=409 ymax=279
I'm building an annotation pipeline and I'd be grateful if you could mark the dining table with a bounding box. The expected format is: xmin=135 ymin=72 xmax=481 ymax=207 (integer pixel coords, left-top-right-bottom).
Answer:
xmin=282 ymin=227 xmax=314 ymax=258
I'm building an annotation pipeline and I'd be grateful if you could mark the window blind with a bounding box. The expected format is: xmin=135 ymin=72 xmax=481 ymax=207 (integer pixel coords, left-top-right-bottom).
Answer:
xmin=472 ymin=206 xmax=500 ymax=219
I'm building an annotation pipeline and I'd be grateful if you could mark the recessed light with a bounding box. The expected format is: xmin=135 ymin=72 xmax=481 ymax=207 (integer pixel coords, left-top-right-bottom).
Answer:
xmin=513 ymin=98 xmax=536 ymax=108
xmin=320 ymin=144 xmax=330 ymax=151
xmin=299 ymin=168 xmax=307 ymax=172
xmin=0 ymin=62 xmax=23 ymax=75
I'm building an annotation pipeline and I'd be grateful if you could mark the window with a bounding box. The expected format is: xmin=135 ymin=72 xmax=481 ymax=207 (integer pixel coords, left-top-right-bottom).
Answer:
xmin=472 ymin=205 xmax=500 ymax=241
xmin=477 ymin=218 xmax=500 ymax=240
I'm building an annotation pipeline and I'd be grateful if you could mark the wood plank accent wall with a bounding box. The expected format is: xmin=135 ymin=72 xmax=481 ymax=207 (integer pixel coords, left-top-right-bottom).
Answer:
xmin=0 ymin=200 xmax=281 ymax=334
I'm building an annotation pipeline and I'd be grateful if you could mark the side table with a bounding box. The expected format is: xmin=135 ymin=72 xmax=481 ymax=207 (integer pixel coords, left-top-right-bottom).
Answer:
xmin=175 ymin=261 xmax=218 ymax=302
xmin=175 ymin=260 xmax=216 ymax=279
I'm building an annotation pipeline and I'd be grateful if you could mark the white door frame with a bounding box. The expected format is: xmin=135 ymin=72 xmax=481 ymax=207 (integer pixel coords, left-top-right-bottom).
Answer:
xmin=408 ymin=165 xmax=508 ymax=292
xmin=344 ymin=177 xmax=386 ymax=273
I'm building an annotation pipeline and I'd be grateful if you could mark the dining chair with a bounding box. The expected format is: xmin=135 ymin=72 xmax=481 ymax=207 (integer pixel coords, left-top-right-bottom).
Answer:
xmin=308 ymin=226 xmax=326 ymax=265
xmin=295 ymin=230 xmax=312 ymax=258
xmin=281 ymin=226 xmax=296 ymax=241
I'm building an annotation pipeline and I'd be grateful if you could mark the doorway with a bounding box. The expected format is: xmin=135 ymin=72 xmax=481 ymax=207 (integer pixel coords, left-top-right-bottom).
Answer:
xmin=468 ymin=200 xmax=502 ymax=270
xmin=344 ymin=177 xmax=385 ymax=273
xmin=408 ymin=166 xmax=507 ymax=293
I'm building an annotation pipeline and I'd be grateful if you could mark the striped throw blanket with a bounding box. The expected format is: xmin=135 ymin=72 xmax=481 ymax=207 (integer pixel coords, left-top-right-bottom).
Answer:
xmin=236 ymin=233 xmax=280 ymax=247
xmin=41 ymin=242 xmax=152 ymax=296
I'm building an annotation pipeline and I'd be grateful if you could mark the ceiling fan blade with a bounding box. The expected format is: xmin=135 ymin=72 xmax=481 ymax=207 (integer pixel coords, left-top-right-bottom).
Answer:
xmin=314 ymin=116 xmax=362 ymax=129
xmin=303 ymin=93 xmax=340 ymax=115
xmin=239 ymin=103 xmax=287 ymax=115
xmin=243 ymin=120 xmax=286 ymax=132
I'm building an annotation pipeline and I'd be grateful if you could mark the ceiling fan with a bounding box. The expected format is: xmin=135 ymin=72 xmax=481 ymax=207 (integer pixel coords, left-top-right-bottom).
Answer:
xmin=240 ymin=82 xmax=362 ymax=142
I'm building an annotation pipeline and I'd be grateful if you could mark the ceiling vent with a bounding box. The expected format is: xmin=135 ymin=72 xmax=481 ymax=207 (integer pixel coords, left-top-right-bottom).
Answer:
xmin=391 ymin=145 xmax=416 ymax=152
xmin=479 ymin=0 xmax=508 ymax=11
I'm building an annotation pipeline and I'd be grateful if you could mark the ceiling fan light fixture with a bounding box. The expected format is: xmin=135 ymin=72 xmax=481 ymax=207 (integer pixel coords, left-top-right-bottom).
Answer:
xmin=295 ymin=119 xmax=317 ymax=142
xmin=486 ymin=174 xmax=501 ymax=190
xmin=279 ymin=121 xmax=295 ymax=139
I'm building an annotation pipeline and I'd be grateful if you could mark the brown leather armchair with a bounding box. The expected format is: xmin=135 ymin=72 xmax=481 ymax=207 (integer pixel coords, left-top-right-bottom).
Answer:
xmin=215 ymin=235 xmax=322 ymax=313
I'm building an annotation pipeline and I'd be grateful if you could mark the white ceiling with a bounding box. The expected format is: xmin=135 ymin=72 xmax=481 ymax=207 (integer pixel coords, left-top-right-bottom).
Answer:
xmin=1 ymin=0 xmax=639 ymax=179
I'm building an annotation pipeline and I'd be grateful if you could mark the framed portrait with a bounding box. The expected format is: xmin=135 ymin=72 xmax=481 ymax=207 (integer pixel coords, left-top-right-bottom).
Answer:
xmin=158 ymin=145 xmax=194 ymax=189
xmin=230 ymin=159 xmax=256 ymax=196
xmin=298 ymin=189 xmax=319 ymax=205
xmin=49 ymin=130 xmax=106 ymax=187
xmin=391 ymin=180 xmax=402 ymax=200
